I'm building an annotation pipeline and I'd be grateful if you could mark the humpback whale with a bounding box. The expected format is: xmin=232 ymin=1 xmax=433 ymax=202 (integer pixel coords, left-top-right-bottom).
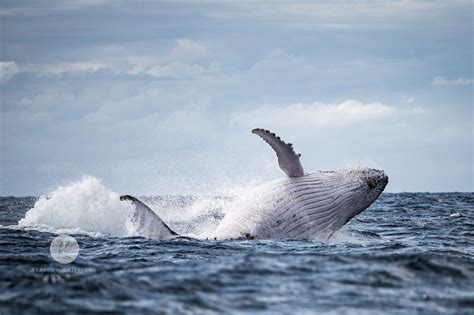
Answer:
xmin=120 ymin=128 xmax=388 ymax=240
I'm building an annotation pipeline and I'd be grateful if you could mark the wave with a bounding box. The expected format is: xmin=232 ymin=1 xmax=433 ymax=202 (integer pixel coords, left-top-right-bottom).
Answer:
xmin=18 ymin=176 xmax=137 ymax=236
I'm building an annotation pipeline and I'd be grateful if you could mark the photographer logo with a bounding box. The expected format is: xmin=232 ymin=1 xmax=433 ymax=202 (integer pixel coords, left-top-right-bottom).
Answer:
xmin=50 ymin=234 xmax=79 ymax=264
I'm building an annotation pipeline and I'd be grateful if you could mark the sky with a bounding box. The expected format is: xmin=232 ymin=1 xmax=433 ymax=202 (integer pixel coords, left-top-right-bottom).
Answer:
xmin=0 ymin=0 xmax=472 ymax=196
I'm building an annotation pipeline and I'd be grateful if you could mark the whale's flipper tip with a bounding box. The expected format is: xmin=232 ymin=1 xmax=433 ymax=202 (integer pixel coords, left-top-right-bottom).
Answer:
xmin=252 ymin=128 xmax=305 ymax=177
xmin=120 ymin=195 xmax=136 ymax=202
xmin=120 ymin=194 xmax=179 ymax=239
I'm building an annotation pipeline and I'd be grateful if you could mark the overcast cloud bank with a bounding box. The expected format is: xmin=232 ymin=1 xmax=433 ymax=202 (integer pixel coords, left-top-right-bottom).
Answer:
xmin=1 ymin=1 xmax=472 ymax=195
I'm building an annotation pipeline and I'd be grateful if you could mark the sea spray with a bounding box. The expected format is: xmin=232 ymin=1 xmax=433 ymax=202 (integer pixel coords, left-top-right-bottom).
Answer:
xmin=19 ymin=176 xmax=136 ymax=236
xmin=17 ymin=175 xmax=279 ymax=239
xmin=137 ymin=182 xmax=267 ymax=239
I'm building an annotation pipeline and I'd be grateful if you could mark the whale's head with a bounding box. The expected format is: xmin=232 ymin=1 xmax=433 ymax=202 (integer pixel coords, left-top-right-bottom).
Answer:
xmin=359 ymin=168 xmax=389 ymax=200
xmin=335 ymin=167 xmax=389 ymax=224
xmin=290 ymin=167 xmax=388 ymax=239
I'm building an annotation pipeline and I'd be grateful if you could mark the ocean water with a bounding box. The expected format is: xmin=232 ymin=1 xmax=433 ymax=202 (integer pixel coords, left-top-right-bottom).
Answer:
xmin=0 ymin=178 xmax=473 ymax=314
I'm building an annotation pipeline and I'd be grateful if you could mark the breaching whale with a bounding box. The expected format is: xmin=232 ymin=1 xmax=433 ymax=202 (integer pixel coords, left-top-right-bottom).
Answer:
xmin=120 ymin=128 xmax=388 ymax=240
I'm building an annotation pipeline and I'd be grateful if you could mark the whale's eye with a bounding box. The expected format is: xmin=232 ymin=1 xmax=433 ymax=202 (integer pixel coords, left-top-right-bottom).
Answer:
xmin=367 ymin=177 xmax=377 ymax=189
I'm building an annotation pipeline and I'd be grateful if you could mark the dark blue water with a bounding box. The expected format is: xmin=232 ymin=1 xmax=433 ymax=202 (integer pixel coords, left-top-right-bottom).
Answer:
xmin=1 ymin=193 xmax=473 ymax=314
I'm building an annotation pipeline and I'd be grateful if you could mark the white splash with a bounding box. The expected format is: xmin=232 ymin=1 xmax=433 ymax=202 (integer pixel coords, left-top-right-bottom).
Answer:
xmin=158 ymin=195 xmax=229 ymax=238
xmin=212 ymin=179 xmax=284 ymax=239
xmin=16 ymin=175 xmax=256 ymax=238
xmin=140 ymin=182 xmax=269 ymax=239
xmin=18 ymin=176 xmax=136 ymax=236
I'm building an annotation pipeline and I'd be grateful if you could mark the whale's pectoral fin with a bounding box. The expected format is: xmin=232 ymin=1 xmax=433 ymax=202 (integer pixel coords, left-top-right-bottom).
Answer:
xmin=120 ymin=195 xmax=179 ymax=239
xmin=252 ymin=128 xmax=305 ymax=177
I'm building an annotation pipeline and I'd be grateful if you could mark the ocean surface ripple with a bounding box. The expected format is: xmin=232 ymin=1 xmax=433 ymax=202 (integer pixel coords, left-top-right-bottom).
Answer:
xmin=1 ymin=193 xmax=473 ymax=314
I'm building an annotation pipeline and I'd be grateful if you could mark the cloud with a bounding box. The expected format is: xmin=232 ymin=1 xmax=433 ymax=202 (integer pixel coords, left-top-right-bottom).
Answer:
xmin=128 ymin=39 xmax=208 ymax=78
xmin=146 ymin=62 xmax=204 ymax=79
xmin=432 ymin=76 xmax=473 ymax=86
xmin=0 ymin=61 xmax=19 ymax=82
xmin=17 ymin=38 xmax=209 ymax=80
xmin=168 ymin=39 xmax=208 ymax=61
xmin=232 ymin=100 xmax=396 ymax=128
xmin=26 ymin=59 xmax=201 ymax=79
xmin=0 ymin=0 xmax=115 ymax=16
xmin=206 ymin=1 xmax=466 ymax=31
xmin=30 ymin=62 xmax=111 ymax=77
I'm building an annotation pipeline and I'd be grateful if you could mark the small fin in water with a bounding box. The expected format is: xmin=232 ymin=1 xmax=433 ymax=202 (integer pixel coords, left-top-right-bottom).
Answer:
xmin=252 ymin=128 xmax=305 ymax=177
xmin=120 ymin=195 xmax=179 ymax=239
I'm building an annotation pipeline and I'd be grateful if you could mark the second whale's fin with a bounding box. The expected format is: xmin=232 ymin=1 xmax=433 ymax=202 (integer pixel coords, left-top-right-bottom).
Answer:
xmin=252 ymin=128 xmax=305 ymax=177
xmin=120 ymin=195 xmax=179 ymax=240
